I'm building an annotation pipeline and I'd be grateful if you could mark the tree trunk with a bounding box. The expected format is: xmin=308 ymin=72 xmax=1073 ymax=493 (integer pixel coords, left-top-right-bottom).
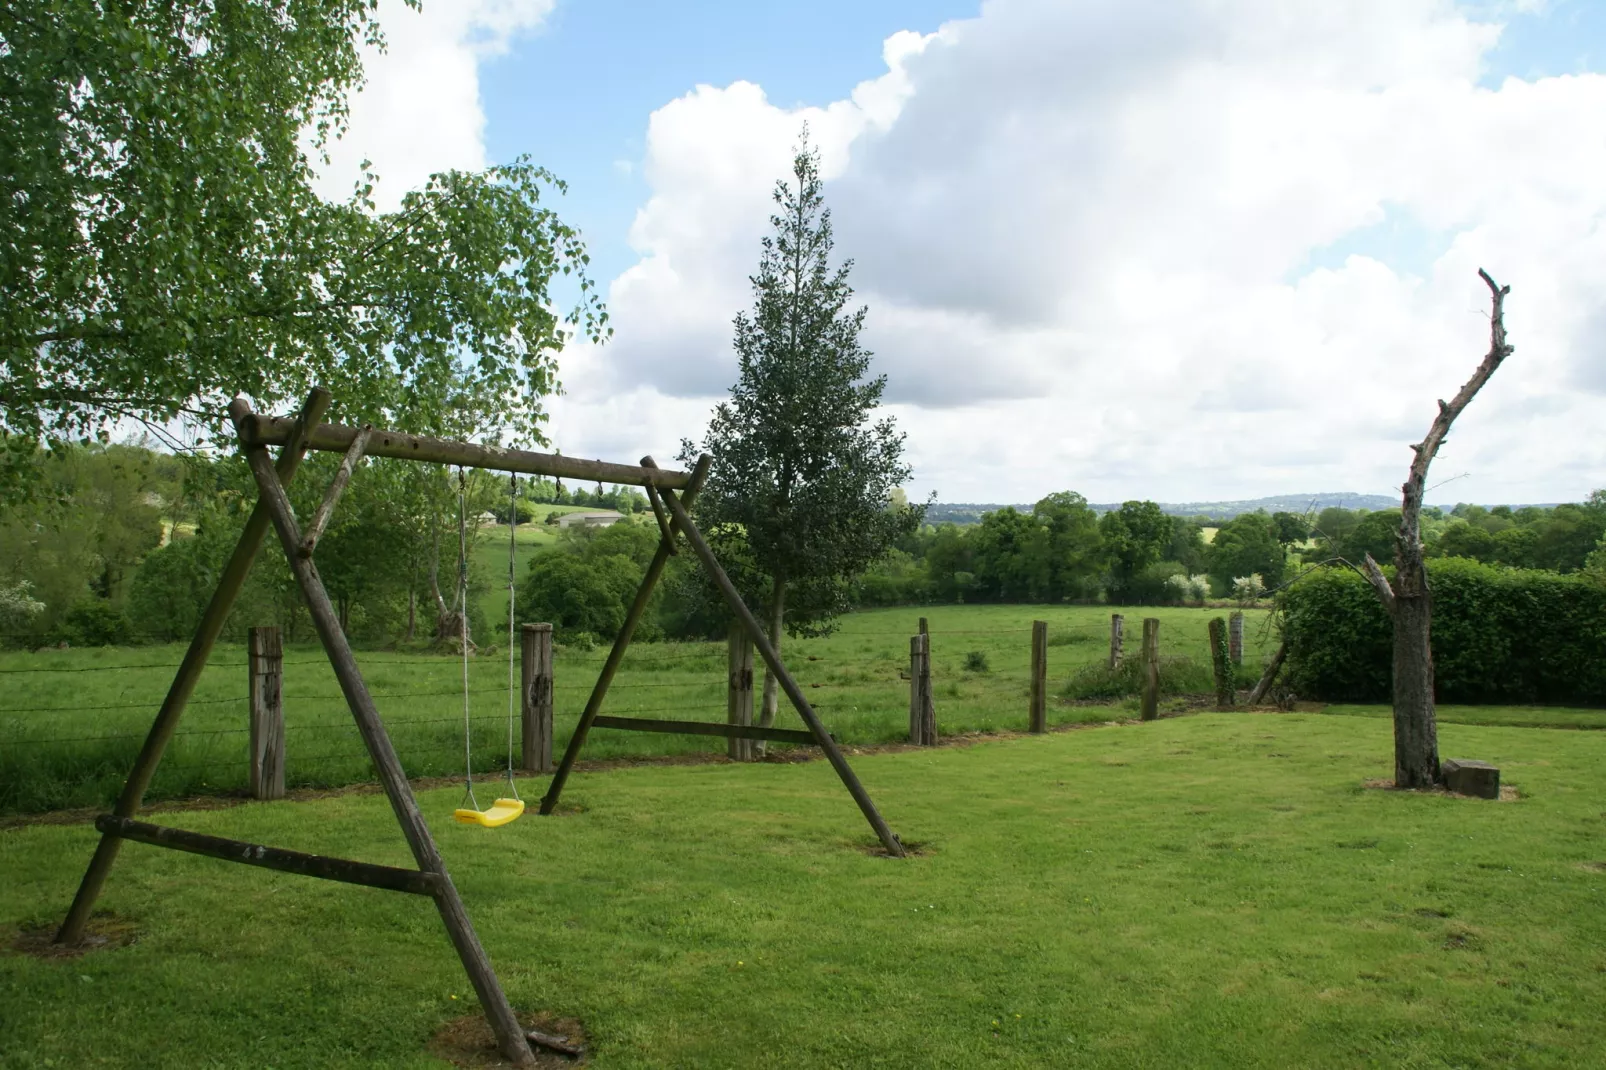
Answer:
xmin=1390 ymin=590 xmax=1439 ymax=787
xmin=755 ymin=572 xmax=787 ymax=756
xmin=1359 ymin=269 xmax=1511 ymax=790
xmin=428 ymin=515 xmax=467 ymax=647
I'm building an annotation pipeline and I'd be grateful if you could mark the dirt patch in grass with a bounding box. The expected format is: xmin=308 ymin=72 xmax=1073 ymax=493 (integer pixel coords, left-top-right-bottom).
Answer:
xmin=858 ymin=837 xmax=933 ymax=859
xmin=428 ymin=1011 xmax=587 ymax=1068
xmin=1362 ymin=778 xmax=1521 ymax=802
xmin=7 ymin=910 xmax=139 ymax=959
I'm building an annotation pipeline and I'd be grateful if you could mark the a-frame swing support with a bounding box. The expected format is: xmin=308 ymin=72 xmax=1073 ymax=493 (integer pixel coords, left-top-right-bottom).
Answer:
xmin=54 ymin=387 xmax=904 ymax=1066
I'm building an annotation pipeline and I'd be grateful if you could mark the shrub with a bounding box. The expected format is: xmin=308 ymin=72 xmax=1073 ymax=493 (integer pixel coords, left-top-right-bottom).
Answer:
xmin=1108 ymin=560 xmax=1186 ymax=606
xmin=1063 ymin=654 xmax=1216 ymax=700
xmin=962 ymin=650 xmax=989 ymax=673
xmin=1232 ymin=574 xmax=1266 ymax=605
xmin=0 ymin=581 xmax=45 ymax=642
xmin=127 ymin=536 xmax=216 ymax=642
xmin=53 ymin=598 xmax=132 ymax=646
xmin=517 ymin=552 xmax=640 ymax=642
xmin=494 ymin=500 xmax=536 ymax=525
xmin=1281 ymin=559 xmax=1606 ymax=704
xmin=1165 ymin=573 xmax=1208 ymax=604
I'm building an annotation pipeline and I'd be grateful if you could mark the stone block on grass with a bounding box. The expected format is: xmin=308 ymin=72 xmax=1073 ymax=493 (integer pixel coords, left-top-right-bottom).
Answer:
xmin=1442 ymin=758 xmax=1499 ymax=799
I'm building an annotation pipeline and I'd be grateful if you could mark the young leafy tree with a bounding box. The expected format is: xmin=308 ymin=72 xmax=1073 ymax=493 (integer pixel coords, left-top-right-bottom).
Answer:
xmin=1206 ymin=512 xmax=1286 ymax=595
xmin=1271 ymin=511 xmax=1310 ymax=547
xmin=1033 ymin=492 xmax=1107 ymax=600
xmin=1098 ymin=501 xmax=1174 ymax=602
xmin=681 ymin=133 xmax=921 ymax=740
xmin=1 ymin=1 xmax=604 ymax=501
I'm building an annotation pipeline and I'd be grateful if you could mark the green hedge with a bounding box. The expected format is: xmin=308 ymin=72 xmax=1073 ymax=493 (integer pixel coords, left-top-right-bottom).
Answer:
xmin=1281 ymin=558 xmax=1606 ymax=705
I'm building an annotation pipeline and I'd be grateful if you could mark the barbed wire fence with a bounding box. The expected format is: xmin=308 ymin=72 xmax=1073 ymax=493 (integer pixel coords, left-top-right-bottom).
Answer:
xmin=1 ymin=613 xmax=1267 ymax=816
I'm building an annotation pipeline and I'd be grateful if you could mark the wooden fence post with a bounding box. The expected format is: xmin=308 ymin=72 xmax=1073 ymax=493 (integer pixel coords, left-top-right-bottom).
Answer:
xmin=1109 ymin=613 xmax=1124 ymax=670
xmin=520 ymin=623 xmax=553 ymax=774
xmin=1140 ymin=618 xmax=1160 ymax=721
xmin=727 ymin=624 xmax=755 ymax=761
xmin=1228 ymin=611 xmax=1244 ymax=665
xmin=908 ymin=633 xmax=936 ymax=745
xmin=1029 ymin=620 xmax=1048 ymax=733
xmin=248 ymin=626 xmax=285 ymax=800
xmin=1208 ymin=616 xmax=1235 ymax=709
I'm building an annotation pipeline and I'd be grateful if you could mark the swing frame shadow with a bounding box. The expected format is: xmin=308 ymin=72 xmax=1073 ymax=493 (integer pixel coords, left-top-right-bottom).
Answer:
xmin=52 ymin=386 xmax=904 ymax=1066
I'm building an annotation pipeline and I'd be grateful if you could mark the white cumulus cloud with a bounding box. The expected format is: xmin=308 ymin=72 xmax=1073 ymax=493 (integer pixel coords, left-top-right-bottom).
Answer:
xmin=309 ymin=0 xmax=553 ymax=210
xmin=552 ymin=0 xmax=1606 ymax=506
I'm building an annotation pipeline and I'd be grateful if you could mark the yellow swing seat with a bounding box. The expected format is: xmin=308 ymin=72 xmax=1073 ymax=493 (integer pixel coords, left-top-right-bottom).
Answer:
xmin=453 ymin=798 xmax=525 ymax=828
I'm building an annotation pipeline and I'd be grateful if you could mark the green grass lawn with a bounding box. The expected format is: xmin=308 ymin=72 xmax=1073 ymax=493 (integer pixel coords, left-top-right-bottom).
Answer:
xmin=3 ymin=713 xmax=1604 ymax=1067
xmin=1322 ymin=704 xmax=1606 ymax=731
xmin=0 ymin=605 xmax=1275 ymax=815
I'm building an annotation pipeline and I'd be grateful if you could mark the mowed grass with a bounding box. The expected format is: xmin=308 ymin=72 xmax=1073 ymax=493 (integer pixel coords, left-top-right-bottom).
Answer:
xmin=1323 ymin=704 xmax=1606 ymax=731
xmin=4 ymin=714 xmax=1606 ymax=1067
xmin=0 ymin=605 xmax=1275 ymax=815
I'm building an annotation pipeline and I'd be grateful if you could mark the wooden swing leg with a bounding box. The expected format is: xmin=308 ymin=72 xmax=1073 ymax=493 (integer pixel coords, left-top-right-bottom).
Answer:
xmin=539 ymin=456 xmax=710 ymax=816
xmin=239 ymin=421 xmax=535 ymax=1066
xmin=56 ymin=388 xmax=331 ymax=946
xmin=657 ymin=479 xmax=907 ymax=858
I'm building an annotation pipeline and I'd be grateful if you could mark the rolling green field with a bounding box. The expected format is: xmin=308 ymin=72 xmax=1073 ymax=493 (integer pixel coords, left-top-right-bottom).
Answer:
xmin=0 ymin=605 xmax=1279 ymax=815
xmin=4 ymin=713 xmax=1605 ymax=1067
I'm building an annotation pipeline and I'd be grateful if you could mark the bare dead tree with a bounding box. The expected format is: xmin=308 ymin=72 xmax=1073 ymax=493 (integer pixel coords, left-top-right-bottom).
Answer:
xmin=1359 ymin=269 xmax=1513 ymax=788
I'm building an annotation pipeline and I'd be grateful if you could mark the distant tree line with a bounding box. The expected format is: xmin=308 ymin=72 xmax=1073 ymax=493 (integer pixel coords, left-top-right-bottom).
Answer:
xmin=855 ymin=495 xmax=1291 ymax=607
xmin=850 ymin=493 xmax=1606 ymax=610
xmin=4 ymin=438 xmax=1602 ymax=649
xmin=0 ymin=440 xmax=652 ymax=649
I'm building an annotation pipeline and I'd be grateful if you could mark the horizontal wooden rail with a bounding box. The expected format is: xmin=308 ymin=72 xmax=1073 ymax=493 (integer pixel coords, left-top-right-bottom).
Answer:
xmin=238 ymin=415 xmax=692 ymax=489
xmin=95 ymin=815 xmax=442 ymax=897
xmin=590 ymin=715 xmax=822 ymax=745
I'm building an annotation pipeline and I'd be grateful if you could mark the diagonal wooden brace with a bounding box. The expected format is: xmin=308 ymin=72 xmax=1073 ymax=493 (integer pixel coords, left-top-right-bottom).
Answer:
xmin=57 ymin=388 xmax=331 ymax=946
xmin=643 ymin=483 xmax=678 ymax=555
xmin=300 ymin=423 xmax=372 ymax=557
xmin=655 ymin=471 xmax=906 ymax=858
xmin=237 ymin=408 xmax=534 ymax=1066
xmin=538 ymin=455 xmax=711 ymax=816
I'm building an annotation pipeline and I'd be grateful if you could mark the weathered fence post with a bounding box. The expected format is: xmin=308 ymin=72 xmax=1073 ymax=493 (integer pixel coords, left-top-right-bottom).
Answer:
xmin=1140 ymin=618 xmax=1160 ymax=721
xmin=248 ymin=626 xmax=284 ymax=800
xmin=918 ymin=616 xmax=928 ymax=637
xmin=727 ymin=623 xmax=755 ymax=760
xmin=520 ymin=623 xmax=554 ymax=774
xmin=1109 ymin=613 xmax=1124 ymax=670
xmin=908 ymin=633 xmax=936 ymax=745
xmin=1208 ymin=617 xmax=1235 ymax=709
xmin=1228 ymin=611 xmax=1244 ymax=665
xmin=1029 ymin=620 xmax=1048 ymax=733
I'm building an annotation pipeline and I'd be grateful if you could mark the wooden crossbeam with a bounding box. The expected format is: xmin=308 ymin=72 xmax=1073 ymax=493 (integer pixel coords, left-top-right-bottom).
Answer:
xmin=238 ymin=414 xmax=691 ymax=489
xmin=591 ymin=715 xmax=822 ymax=745
xmin=96 ymin=815 xmax=443 ymax=896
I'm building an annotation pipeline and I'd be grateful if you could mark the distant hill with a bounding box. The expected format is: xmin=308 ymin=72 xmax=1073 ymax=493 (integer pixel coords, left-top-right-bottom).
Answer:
xmin=1119 ymin=492 xmax=1402 ymax=521
xmin=924 ymin=493 xmax=1401 ymax=525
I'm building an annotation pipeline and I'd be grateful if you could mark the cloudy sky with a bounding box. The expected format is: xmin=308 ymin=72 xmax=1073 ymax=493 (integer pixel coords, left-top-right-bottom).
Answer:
xmin=315 ymin=0 xmax=1606 ymax=506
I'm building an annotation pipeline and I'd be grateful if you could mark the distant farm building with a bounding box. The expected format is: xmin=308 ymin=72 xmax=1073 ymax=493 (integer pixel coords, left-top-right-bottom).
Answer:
xmin=557 ymin=510 xmax=626 ymax=529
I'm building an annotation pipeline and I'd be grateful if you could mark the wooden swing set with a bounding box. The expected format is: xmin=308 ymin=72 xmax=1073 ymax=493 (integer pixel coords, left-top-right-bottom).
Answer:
xmin=54 ymin=387 xmax=904 ymax=1065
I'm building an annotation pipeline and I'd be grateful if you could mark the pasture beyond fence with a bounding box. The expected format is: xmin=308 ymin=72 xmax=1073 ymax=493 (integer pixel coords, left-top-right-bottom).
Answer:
xmin=1 ymin=605 xmax=1276 ymax=816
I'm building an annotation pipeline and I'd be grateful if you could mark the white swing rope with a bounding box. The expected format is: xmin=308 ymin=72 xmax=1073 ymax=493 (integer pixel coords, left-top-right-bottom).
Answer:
xmin=504 ymin=473 xmax=520 ymax=801
xmin=458 ymin=468 xmax=479 ymax=813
